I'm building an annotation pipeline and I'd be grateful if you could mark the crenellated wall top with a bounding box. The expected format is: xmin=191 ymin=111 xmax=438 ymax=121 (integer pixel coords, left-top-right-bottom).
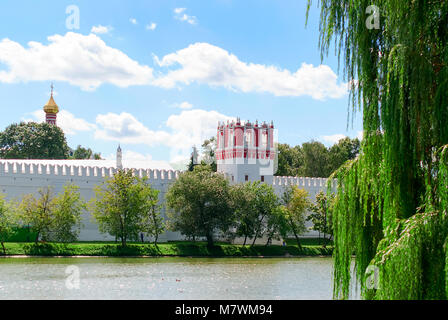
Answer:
xmin=0 ymin=161 xmax=181 ymax=181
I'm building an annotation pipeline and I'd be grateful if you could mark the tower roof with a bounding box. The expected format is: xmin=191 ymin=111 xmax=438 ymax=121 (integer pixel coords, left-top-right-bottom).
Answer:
xmin=43 ymin=84 xmax=59 ymax=114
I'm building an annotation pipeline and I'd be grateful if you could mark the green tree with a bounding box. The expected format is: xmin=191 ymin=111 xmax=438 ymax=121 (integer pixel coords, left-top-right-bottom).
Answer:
xmin=276 ymin=139 xmax=359 ymax=178
xmin=19 ymin=187 xmax=55 ymax=243
xmin=309 ymin=0 xmax=448 ymax=299
xmin=166 ymin=207 xmax=200 ymax=242
xmin=302 ymin=141 xmax=330 ymax=177
xmin=71 ymin=145 xmax=102 ymax=160
xmin=276 ymin=143 xmax=304 ymax=176
xmin=52 ymin=184 xmax=85 ymax=243
xmin=91 ymin=170 xmax=159 ymax=247
xmin=281 ymin=186 xmax=310 ymax=250
xmin=230 ymin=182 xmax=284 ymax=246
xmin=140 ymin=187 xmax=164 ymax=245
xmin=0 ymin=195 xmax=16 ymax=254
xmin=18 ymin=185 xmax=85 ymax=243
xmin=230 ymin=182 xmax=259 ymax=246
xmin=0 ymin=122 xmax=69 ymax=159
xmin=264 ymin=206 xmax=289 ymax=246
xmin=327 ymin=138 xmax=360 ymax=175
xmin=166 ymin=165 xmax=233 ymax=247
xmin=307 ymin=191 xmax=335 ymax=247
xmin=249 ymin=182 xmax=280 ymax=246
xmin=187 ymin=154 xmax=195 ymax=172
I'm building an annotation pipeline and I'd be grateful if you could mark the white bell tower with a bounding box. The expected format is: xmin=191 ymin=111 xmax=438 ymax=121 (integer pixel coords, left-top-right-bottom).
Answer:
xmin=116 ymin=145 xmax=123 ymax=169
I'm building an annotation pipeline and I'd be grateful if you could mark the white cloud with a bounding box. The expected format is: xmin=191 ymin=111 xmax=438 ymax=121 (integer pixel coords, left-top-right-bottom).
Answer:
xmin=94 ymin=112 xmax=171 ymax=145
xmin=174 ymin=8 xmax=186 ymax=14
xmin=321 ymin=131 xmax=364 ymax=145
xmin=174 ymin=8 xmax=197 ymax=25
xmin=94 ymin=109 xmax=233 ymax=161
xmin=25 ymin=110 xmax=97 ymax=135
xmin=90 ymin=25 xmax=112 ymax=34
xmin=166 ymin=109 xmax=233 ymax=143
xmin=146 ymin=23 xmax=157 ymax=31
xmin=176 ymin=101 xmax=193 ymax=109
xmin=104 ymin=150 xmax=175 ymax=171
xmin=129 ymin=18 xmax=138 ymax=25
xmin=105 ymin=150 xmax=152 ymax=162
xmin=0 ymin=33 xmax=346 ymax=100
xmin=122 ymin=150 xmax=153 ymax=161
xmin=153 ymin=43 xmax=347 ymax=100
xmin=0 ymin=32 xmax=154 ymax=91
xmin=321 ymin=134 xmax=347 ymax=144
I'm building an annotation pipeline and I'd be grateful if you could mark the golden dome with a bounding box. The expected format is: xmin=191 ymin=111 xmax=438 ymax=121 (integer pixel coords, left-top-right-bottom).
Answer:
xmin=43 ymin=95 xmax=59 ymax=114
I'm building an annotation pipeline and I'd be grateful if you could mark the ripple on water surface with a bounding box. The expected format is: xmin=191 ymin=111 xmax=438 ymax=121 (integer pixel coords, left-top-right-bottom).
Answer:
xmin=0 ymin=257 xmax=355 ymax=300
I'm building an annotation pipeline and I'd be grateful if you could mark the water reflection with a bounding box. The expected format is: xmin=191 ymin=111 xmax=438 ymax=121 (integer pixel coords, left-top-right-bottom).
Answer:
xmin=0 ymin=257 xmax=357 ymax=300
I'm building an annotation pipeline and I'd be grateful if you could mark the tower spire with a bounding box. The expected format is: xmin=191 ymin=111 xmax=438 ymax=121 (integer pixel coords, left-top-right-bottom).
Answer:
xmin=43 ymin=83 xmax=59 ymax=125
xmin=116 ymin=144 xmax=123 ymax=169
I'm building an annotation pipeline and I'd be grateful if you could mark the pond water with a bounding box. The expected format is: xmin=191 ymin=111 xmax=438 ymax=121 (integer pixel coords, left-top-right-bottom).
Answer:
xmin=0 ymin=257 xmax=358 ymax=300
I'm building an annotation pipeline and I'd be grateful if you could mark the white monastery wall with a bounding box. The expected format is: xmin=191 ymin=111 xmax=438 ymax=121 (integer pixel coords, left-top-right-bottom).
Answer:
xmin=0 ymin=161 xmax=334 ymax=242
xmin=0 ymin=161 xmax=182 ymax=242
xmin=273 ymin=176 xmax=336 ymax=236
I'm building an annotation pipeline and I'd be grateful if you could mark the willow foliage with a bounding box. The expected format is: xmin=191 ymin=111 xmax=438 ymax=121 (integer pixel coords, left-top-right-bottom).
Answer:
xmin=308 ymin=0 xmax=448 ymax=299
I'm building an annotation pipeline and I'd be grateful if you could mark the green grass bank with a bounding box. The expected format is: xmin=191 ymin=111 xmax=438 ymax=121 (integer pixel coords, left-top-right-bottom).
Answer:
xmin=1 ymin=239 xmax=333 ymax=257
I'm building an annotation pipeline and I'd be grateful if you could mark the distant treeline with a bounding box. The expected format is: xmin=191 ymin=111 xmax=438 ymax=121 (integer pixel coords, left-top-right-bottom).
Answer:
xmin=0 ymin=166 xmax=334 ymax=253
xmin=0 ymin=122 xmax=102 ymax=160
xmin=276 ymin=137 xmax=360 ymax=178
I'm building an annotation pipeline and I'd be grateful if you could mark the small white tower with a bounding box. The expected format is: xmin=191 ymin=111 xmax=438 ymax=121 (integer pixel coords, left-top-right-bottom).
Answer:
xmin=116 ymin=145 xmax=123 ymax=170
xmin=192 ymin=146 xmax=199 ymax=166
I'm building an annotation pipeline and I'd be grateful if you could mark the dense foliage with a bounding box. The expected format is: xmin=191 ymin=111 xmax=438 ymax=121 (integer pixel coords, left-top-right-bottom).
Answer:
xmin=1 ymin=167 xmax=332 ymax=254
xmin=71 ymin=145 xmax=102 ymax=160
xmin=0 ymin=122 xmax=103 ymax=160
xmin=276 ymin=137 xmax=360 ymax=177
xmin=1 ymin=240 xmax=333 ymax=257
xmin=0 ymin=122 xmax=70 ymax=159
xmin=140 ymin=184 xmax=165 ymax=245
xmin=167 ymin=166 xmax=317 ymax=247
xmin=18 ymin=185 xmax=84 ymax=243
xmin=281 ymin=186 xmax=311 ymax=249
xmin=90 ymin=170 xmax=163 ymax=246
xmin=0 ymin=194 xmax=15 ymax=254
xmin=307 ymin=191 xmax=335 ymax=247
xmin=166 ymin=165 xmax=233 ymax=247
xmin=308 ymin=0 xmax=448 ymax=299
xmin=51 ymin=185 xmax=86 ymax=243
xmin=230 ymin=182 xmax=261 ymax=245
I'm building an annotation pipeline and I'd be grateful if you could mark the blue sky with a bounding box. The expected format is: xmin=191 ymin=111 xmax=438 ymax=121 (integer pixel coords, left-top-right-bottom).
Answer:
xmin=0 ymin=0 xmax=362 ymax=167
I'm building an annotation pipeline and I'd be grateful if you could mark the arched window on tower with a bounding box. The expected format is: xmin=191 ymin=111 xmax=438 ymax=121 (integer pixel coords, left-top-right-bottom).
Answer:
xmin=262 ymin=131 xmax=268 ymax=148
xmin=245 ymin=130 xmax=252 ymax=147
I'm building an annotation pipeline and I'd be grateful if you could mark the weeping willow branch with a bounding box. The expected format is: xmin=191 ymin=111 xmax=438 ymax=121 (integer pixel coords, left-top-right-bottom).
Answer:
xmin=311 ymin=0 xmax=448 ymax=299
